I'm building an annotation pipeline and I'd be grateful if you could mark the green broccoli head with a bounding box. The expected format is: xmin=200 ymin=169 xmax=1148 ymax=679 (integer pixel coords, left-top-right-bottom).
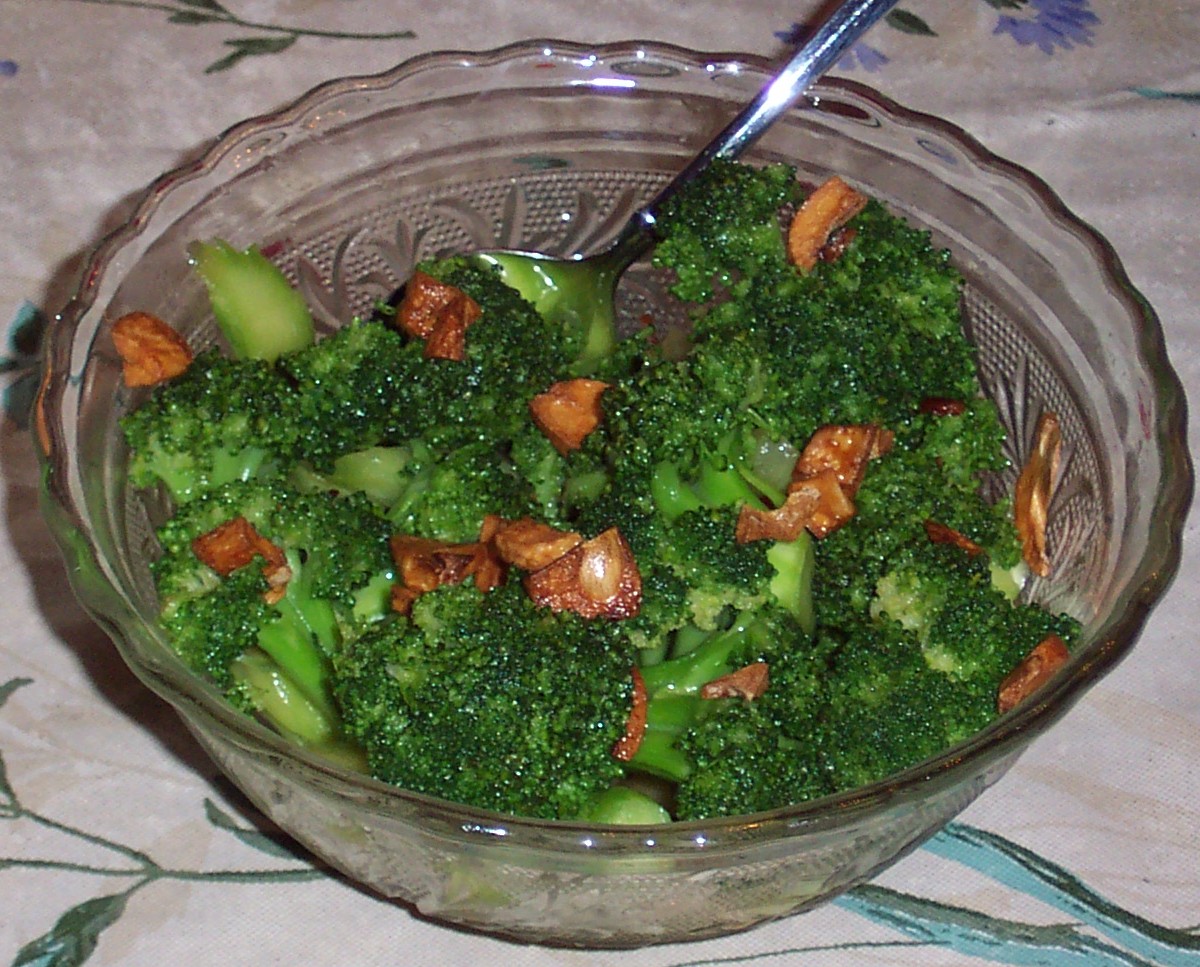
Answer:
xmin=121 ymin=351 xmax=301 ymax=502
xmin=653 ymin=158 xmax=799 ymax=303
xmin=154 ymin=561 xmax=272 ymax=690
xmin=870 ymin=538 xmax=1077 ymax=687
xmin=138 ymin=164 xmax=1084 ymax=822
xmin=417 ymin=256 xmax=574 ymax=428
xmin=153 ymin=479 xmax=394 ymax=743
xmin=802 ymin=534 xmax=1080 ymax=792
xmin=820 ymin=632 xmax=990 ymax=793
xmin=679 ymin=198 xmax=978 ymax=442
xmin=280 ymin=318 xmax=413 ymax=470
xmin=661 ymin=508 xmax=776 ymax=630
xmin=673 ymin=648 xmax=832 ymax=819
xmin=814 ymin=410 xmax=1022 ymax=626
xmin=384 ymin=431 xmax=540 ymax=544
xmin=334 ymin=579 xmax=635 ymax=820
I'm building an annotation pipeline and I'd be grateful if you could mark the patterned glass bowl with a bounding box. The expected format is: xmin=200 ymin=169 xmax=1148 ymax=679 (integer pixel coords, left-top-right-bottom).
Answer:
xmin=35 ymin=41 xmax=1191 ymax=947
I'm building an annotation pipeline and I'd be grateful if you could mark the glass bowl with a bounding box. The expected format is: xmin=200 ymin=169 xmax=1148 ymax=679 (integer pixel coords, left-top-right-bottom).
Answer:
xmin=34 ymin=40 xmax=1191 ymax=947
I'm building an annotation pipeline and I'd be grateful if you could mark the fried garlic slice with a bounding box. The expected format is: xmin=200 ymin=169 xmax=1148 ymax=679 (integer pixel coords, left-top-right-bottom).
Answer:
xmin=111 ymin=311 xmax=193 ymax=387
xmin=529 ymin=378 xmax=610 ymax=455
xmin=787 ymin=176 xmax=869 ymax=272
xmin=997 ymin=633 xmax=1069 ymax=713
xmin=1014 ymin=412 xmax=1062 ymax=577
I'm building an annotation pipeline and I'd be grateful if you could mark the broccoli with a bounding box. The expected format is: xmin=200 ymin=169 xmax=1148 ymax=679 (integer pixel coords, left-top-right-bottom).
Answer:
xmin=652 ymin=158 xmax=799 ymax=303
xmin=279 ymin=317 xmax=413 ymax=470
xmin=628 ymin=610 xmax=790 ymax=784
xmin=121 ymin=351 xmax=302 ymax=502
xmin=334 ymin=579 xmax=635 ymax=820
xmin=153 ymin=479 xmax=394 ymax=746
xmin=574 ymin=162 xmax=1077 ymax=816
xmin=189 ymin=240 xmax=315 ymax=360
xmin=478 ymin=252 xmax=622 ymax=376
xmin=673 ymin=646 xmax=832 ymax=819
xmin=127 ymin=158 xmax=1081 ymax=824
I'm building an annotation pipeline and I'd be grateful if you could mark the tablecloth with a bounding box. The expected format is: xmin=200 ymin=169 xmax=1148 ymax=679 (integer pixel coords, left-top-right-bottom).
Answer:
xmin=2 ymin=2 xmax=1198 ymax=964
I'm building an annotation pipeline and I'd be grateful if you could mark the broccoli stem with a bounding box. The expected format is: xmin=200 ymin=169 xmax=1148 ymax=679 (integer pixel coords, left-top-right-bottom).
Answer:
xmin=255 ymin=607 xmax=334 ymax=714
xmin=189 ymin=240 xmax=315 ymax=361
xmin=640 ymin=615 xmax=768 ymax=696
xmin=671 ymin=623 xmax=716 ymax=659
xmin=562 ymin=468 xmax=611 ymax=511
xmin=735 ymin=461 xmax=787 ymax=510
xmin=651 ymin=457 xmax=769 ymax=524
xmin=292 ymin=446 xmax=412 ymax=506
xmin=631 ymin=693 xmax=699 ymax=781
xmin=352 ymin=571 xmax=397 ymax=625
xmin=230 ymin=648 xmax=337 ymax=745
xmin=651 ymin=461 xmax=704 ymax=522
xmin=767 ymin=532 xmax=815 ymax=634
xmin=580 ymin=785 xmax=673 ymax=824
xmin=692 ymin=462 xmax=763 ymax=509
xmin=631 ymin=615 xmax=772 ymax=780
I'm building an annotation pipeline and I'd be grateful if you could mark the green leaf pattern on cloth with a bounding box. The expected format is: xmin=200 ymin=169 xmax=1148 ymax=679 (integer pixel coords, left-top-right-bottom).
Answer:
xmin=14 ymin=893 xmax=132 ymax=967
xmin=3 ymin=679 xmax=325 ymax=966
xmin=67 ymin=0 xmax=415 ymax=72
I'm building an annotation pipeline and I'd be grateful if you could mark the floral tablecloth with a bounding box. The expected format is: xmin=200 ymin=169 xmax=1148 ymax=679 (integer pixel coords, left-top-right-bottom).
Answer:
xmin=3 ymin=2 xmax=1198 ymax=965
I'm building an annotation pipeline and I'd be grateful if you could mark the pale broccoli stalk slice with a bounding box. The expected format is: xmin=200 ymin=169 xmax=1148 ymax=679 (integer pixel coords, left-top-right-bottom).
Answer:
xmin=230 ymin=647 xmax=337 ymax=746
xmin=580 ymin=785 xmax=673 ymax=825
xmin=767 ymin=534 xmax=815 ymax=635
xmin=230 ymin=649 xmax=369 ymax=773
xmin=255 ymin=598 xmax=336 ymax=715
xmin=189 ymin=240 xmax=315 ymax=361
xmin=290 ymin=446 xmax=413 ymax=507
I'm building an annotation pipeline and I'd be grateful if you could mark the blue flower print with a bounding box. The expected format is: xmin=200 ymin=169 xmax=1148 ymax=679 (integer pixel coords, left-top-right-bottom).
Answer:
xmin=0 ymin=60 xmax=18 ymax=77
xmin=839 ymin=43 xmax=889 ymax=72
xmin=773 ymin=22 xmax=890 ymax=73
xmin=994 ymin=0 xmax=1099 ymax=54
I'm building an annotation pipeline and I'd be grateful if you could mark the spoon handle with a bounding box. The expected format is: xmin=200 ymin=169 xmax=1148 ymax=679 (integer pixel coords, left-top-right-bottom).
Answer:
xmin=615 ymin=0 xmax=899 ymax=256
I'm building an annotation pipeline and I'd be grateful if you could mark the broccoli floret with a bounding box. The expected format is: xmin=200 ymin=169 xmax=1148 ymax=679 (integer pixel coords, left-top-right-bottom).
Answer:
xmin=653 ymin=158 xmax=799 ymax=302
xmin=816 ymin=617 xmax=984 ymax=791
xmin=508 ymin=421 xmax=571 ymax=523
xmin=661 ymin=508 xmax=777 ymax=630
xmin=673 ymin=647 xmax=831 ymax=819
xmin=870 ymin=539 xmax=1077 ymax=687
xmin=799 ymin=520 xmax=1078 ymax=794
xmin=417 ymin=256 xmax=575 ymax=427
xmin=334 ymin=579 xmax=635 ymax=820
xmin=280 ymin=319 xmax=413 ymax=470
xmin=385 ymin=431 xmax=539 ymax=543
xmin=477 ymin=252 xmax=621 ymax=375
xmin=121 ymin=351 xmax=301 ymax=502
xmin=815 ymin=411 xmax=1022 ymax=626
xmin=153 ymin=479 xmax=394 ymax=744
xmin=661 ymin=197 xmax=978 ymax=444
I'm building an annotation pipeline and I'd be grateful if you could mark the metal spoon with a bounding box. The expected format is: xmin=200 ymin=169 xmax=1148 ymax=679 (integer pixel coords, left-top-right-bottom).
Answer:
xmin=478 ymin=0 xmax=900 ymax=370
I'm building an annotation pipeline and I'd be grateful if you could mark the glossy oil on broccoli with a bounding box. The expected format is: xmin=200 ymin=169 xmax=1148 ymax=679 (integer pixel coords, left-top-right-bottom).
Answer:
xmin=121 ymin=163 xmax=1080 ymax=824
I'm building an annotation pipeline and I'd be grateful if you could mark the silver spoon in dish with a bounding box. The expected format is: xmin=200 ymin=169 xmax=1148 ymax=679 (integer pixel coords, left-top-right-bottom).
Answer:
xmin=475 ymin=0 xmax=900 ymax=369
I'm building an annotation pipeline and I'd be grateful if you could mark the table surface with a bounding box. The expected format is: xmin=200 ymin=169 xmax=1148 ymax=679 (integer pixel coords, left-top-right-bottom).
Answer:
xmin=3 ymin=2 xmax=1198 ymax=965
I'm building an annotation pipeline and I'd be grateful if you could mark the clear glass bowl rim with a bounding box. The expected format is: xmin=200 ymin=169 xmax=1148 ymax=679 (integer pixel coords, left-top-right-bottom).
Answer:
xmin=36 ymin=39 xmax=1193 ymax=850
